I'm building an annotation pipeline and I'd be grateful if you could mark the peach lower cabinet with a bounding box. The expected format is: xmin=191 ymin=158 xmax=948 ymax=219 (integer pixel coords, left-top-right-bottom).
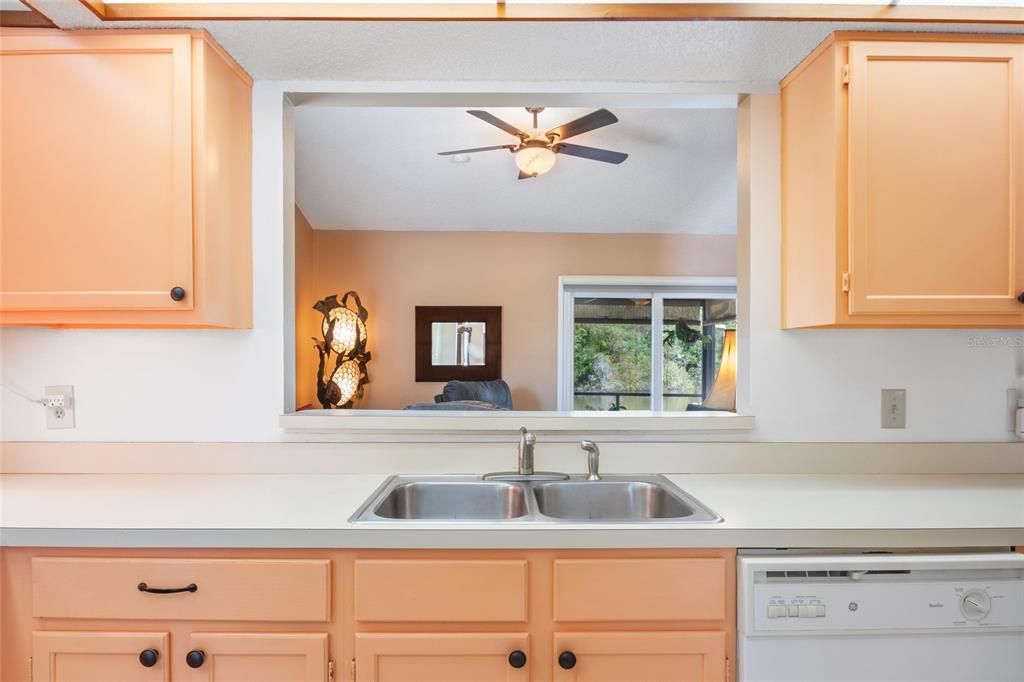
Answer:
xmin=0 ymin=548 xmax=736 ymax=682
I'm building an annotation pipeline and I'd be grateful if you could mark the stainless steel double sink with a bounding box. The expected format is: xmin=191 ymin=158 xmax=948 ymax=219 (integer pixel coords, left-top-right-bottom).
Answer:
xmin=349 ymin=475 xmax=722 ymax=524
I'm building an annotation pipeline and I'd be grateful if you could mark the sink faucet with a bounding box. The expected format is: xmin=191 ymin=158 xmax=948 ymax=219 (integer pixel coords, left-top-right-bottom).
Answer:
xmin=580 ymin=440 xmax=601 ymax=480
xmin=483 ymin=427 xmax=568 ymax=481
xmin=517 ymin=427 xmax=536 ymax=476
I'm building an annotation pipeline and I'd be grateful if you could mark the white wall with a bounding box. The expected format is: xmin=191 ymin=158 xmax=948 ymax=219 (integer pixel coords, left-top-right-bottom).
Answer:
xmin=1 ymin=88 xmax=1021 ymax=443
xmin=0 ymin=84 xmax=291 ymax=442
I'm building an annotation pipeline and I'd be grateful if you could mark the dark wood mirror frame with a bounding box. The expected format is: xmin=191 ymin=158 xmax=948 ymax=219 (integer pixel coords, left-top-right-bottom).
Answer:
xmin=415 ymin=306 xmax=502 ymax=382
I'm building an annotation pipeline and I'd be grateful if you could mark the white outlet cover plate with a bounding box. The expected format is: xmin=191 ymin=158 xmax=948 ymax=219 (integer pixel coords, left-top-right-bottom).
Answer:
xmin=881 ymin=388 xmax=906 ymax=429
xmin=44 ymin=385 xmax=75 ymax=429
xmin=1007 ymin=388 xmax=1021 ymax=433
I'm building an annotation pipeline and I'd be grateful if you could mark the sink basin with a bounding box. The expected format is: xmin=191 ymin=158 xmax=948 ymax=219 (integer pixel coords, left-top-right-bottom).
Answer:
xmin=350 ymin=475 xmax=721 ymax=524
xmin=370 ymin=481 xmax=528 ymax=520
xmin=532 ymin=479 xmax=718 ymax=522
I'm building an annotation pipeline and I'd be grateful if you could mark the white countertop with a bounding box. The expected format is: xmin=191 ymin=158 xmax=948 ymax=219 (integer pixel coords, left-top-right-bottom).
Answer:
xmin=2 ymin=473 xmax=1022 ymax=548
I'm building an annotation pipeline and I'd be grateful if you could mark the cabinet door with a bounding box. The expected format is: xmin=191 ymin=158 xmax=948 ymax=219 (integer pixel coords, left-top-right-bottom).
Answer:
xmin=32 ymin=631 xmax=169 ymax=682
xmin=355 ymin=633 xmax=530 ymax=682
xmin=0 ymin=33 xmax=194 ymax=312
xmin=847 ymin=41 xmax=1024 ymax=316
xmin=185 ymin=633 xmax=328 ymax=682
xmin=553 ymin=631 xmax=725 ymax=682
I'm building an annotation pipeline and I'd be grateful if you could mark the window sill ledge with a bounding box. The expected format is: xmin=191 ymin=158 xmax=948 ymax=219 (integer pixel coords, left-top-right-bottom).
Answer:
xmin=279 ymin=410 xmax=754 ymax=434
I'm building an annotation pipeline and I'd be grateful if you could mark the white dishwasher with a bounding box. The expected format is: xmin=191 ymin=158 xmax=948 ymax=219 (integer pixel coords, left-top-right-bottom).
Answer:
xmin=738 ymin=551 xmax=1024 ymax=682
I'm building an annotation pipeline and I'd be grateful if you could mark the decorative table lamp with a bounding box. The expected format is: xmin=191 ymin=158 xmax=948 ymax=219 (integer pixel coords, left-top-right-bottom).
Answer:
xmin=313 ymin=291 xmax=371 ymax=409
xmin=702 ymin=329 xmax=737 ymax=411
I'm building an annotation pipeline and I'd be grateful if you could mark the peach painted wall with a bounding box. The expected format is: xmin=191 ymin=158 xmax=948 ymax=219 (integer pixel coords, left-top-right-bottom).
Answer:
xmin=299 ymin=230 xmax=736 ymax=410
xmin=295 ymin=208 xmax=319 ymax=409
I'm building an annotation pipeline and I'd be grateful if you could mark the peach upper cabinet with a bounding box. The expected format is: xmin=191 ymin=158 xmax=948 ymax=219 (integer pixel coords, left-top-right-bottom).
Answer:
xmin=781 ymin=33 xmax=1024 ymax=328
xmin=0 ymin=29 xmax=252 ymax=328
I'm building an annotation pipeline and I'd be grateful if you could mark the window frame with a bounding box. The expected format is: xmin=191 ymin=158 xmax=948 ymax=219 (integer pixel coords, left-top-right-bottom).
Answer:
xmin=557 ymin=275 xmax=737 ymax=412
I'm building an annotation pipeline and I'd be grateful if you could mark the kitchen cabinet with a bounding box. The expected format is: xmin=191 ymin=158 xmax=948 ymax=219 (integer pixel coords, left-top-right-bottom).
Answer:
xmin=552 ymin=631 xmax=726 ymax=682
xmin=2 ymin=548 xmax=735 ymax=682
xmin=184 ymin=632 xmax=329 ymax=682
xmin=32 ymin=631 xmax=170 ymax=681
xmin=355 ymin=633 xmax=530 ymax=682
xmin=781 ymin=33 xmax=1024 ymax=328
xmin=0 ymin=29 xmax=252 ymax=328
xmin=351 ymin=551 xmax=735 ymax=681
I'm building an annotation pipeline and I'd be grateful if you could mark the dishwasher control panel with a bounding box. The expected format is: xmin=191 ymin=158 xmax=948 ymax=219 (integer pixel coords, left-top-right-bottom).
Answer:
xmin=751 ymin=579 xmax=1024 ymax=634
xmin=766 ymin=601 xmax=826 ymax=619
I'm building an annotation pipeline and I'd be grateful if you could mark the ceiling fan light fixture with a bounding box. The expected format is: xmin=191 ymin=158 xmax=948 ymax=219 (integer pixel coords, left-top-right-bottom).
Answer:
xmin=514 ymin=144 xmax=556 ymax=177
xmin=439 ymin=107 xmax=625 ymax=179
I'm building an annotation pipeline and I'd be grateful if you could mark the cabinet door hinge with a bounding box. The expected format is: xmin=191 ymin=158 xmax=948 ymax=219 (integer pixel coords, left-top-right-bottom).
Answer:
xmin=842 ymin=64 xmax=850 ymax=85
xmin=28 ymin=656 xmax=33 ymax=682
xmin=349 ymin=657 xmax=356 ymax=682
xmin=842 ymin=272 xmax=851 ymax=292
xmin=327 ymin=659 xmax=335 ymax=682
xmin=725 ymin=656 xmax=731 ymax=682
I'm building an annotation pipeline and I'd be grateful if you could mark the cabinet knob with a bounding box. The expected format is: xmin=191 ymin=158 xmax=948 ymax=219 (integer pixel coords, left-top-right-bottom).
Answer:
xmin=138 ymin=649 xmax=159 ymax=668
xmin=558 ymin=651 xmax=577 ymax=670
xmin=170 ymin=286 xmax=187 ymax=301
xmin=186 ymin=650 xmax=205 ymax=669
xmin=1017 ymin=292 xmax=1024 ymax=304
xmin=508 ymin=650 xmax=527 ymax=669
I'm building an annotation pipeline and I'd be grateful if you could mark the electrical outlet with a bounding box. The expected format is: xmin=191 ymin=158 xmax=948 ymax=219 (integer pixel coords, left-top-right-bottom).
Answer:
xmin=881 ymin=388 xmax=906 ymax=429
xmin=44 ymin=385 xmax=75 ymax=429
xmin=1008 ymin=388 xmax=1021 ymax=433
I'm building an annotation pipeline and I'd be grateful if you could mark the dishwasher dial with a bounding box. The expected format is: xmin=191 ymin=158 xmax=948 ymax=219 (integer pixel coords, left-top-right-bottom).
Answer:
xmin=960 ymin=590 xmax=992 ymax=620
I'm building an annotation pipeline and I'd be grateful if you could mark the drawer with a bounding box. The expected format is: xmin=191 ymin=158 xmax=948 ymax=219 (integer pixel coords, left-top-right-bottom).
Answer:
xmin=553 ymin=558 xmax=725 ymax=623
xmin=32 ymin=557 xmax=331 ymax=622
xmin=354 ymin=559 xmax=528 ymax=622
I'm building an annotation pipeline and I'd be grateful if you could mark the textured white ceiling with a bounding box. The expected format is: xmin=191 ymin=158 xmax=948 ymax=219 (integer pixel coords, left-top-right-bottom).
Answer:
xmin=295 ymin=105 xmax=738 ymax=233
xmin=29 ymin=1 xmax=1024 ymax=87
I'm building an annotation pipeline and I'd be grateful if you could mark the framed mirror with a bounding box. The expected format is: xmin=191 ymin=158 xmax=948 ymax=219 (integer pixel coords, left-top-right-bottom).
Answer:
xmin=415 ymin=306 xmax=502 ymax=382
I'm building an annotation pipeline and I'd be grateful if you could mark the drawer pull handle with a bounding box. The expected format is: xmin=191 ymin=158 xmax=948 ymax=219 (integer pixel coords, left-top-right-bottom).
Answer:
xmin=558 ymin=651 xmax=577 ymax=670
xmin=186 ymin=650 xmax=206 ymax=669
xmin=137 ymin=581 xmax=197 ymax=594
xmin=508 ymin=650 xmax=527 ymax=669
xmin=138 ymin=649 xmax=159 ymax=668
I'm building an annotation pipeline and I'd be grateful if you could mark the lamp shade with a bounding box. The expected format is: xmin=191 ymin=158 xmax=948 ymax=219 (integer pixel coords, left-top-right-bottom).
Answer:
xmin=515 ymin=145 xmax=556 ymax=176
xmin=323 ymin=306 xmax=366 ymax=355
xmin=702 ymin=329 xmax=737 ymax=412
xmin=330 ymin=360 xmax=362 ymax=405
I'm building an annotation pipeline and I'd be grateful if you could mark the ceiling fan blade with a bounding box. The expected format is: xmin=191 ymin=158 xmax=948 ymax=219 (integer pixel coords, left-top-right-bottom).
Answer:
xmin=467 ymin=110 xmax=529 ymax=139
xmin=554 ymin=143 xmax=628 ymax=165
xmin=546 ymin=109 xmax=618 ymax=141
xmin=438 ymin=144 xmax=516 ymax=156
xmin=518 ymin=170 xmax=537 ymax=180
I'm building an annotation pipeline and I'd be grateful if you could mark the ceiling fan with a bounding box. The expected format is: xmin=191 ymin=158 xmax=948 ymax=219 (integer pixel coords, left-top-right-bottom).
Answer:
xmin=438 ymin=107 xmax=629 ymax=180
